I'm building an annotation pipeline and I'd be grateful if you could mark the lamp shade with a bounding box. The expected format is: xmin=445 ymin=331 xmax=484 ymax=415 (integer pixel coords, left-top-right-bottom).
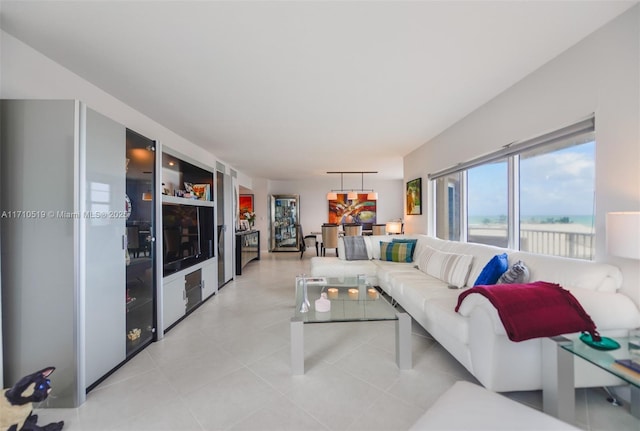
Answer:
xmin=386 ymin=220 xmax=403 ymax=234
xmin=367 ymin=192 xmax=378 ymax=200
xmin=606 ymin=211 xmax=640 ymax=259
xmin=326 ymin=192 xmax=338 ymax=200
xmin=347 ymin=191 xmax=358 ymax=200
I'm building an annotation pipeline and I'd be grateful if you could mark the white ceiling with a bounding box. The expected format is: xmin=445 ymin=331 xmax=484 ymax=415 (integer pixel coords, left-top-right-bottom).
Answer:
xmin=1 ymin=0 xmax=636 ymax=181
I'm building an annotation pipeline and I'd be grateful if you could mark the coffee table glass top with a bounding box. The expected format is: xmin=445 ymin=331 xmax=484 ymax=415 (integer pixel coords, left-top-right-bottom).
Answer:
xmin=559 ymin=335 xmax=640 ymax=388
xmin=294 ymin=276 xmax=398 ymax=323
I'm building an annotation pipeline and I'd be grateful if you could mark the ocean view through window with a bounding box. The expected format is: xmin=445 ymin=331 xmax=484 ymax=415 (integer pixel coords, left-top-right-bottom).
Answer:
xmin=434 ymin=120 xmax=596 ymax=260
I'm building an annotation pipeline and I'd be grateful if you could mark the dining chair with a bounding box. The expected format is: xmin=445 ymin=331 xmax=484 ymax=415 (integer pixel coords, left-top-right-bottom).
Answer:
xmin=343 ymin=223 xmax=363 ymax=236
xmin=297 ymin=224 xmax=318 ymax=259
xmin=321 ymin=224 xmax=339 ymax=256
xmin=372 ymin=223 xmax=387 ymax=235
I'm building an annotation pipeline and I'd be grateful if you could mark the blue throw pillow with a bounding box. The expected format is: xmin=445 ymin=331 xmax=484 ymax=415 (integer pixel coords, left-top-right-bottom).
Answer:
xmin=473 ymin=253 xmax=509 ymax=286
xmin=392 ymin=238 xmax=418 ymax=260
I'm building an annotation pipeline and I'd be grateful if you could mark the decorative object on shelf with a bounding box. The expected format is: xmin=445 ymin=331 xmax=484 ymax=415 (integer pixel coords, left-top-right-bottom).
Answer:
xmin=606 ymin=211 xmax=640 ymax=259
xmin=126 ymin=289 xmax=136 ymax=306
xmin=127 ymin=328 xmax=141 ymax=341
xmin=243 ymin=211 xmax=256 ymax=227
xmin=125 ymin=194 xmax=132 ymax=219
xmin=326 ymin=171 xmax=378 ymax=200
xmin=406 ymin=177 xmax=422 ymax=215
xmin=315 ymin=292 xmax=331 ymax=312
xmin=192 ymin=184 xmax=210 ymax=200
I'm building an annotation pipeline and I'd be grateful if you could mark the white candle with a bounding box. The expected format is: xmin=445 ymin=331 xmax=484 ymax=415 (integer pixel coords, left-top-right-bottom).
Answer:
xmin=327 ymin=287 xmax=339 ymax=299
xmin=348 ymin=288 xmax=359 ymax=299
xmin=367 ymin=288 xmax=378 ymax=299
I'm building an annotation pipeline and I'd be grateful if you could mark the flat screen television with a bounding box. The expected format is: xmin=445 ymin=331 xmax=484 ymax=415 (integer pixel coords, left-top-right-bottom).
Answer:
xmin=162 ymin=204 xmax=214 ymax=276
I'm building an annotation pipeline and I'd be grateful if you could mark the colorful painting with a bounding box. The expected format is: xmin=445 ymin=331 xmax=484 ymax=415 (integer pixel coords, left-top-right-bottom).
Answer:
xmin=239 ymin=194 xmax=254 ymax=219
xmin=328 ymin=194 xmax=377 ymax=225
xmin=406 ymin=178 xmax=422 ymax=215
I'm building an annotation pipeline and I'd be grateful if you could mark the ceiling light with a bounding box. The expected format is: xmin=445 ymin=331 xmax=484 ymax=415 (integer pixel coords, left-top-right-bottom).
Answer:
xmin=326 ymin=171 xmax=378 ymax=200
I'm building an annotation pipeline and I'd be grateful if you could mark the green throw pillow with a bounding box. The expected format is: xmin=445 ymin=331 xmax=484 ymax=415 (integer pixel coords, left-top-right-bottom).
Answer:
xmin=380 ymin=242 xmax=412 ymax=263
xmin=391 ymin=238 xmax=418 ymax=260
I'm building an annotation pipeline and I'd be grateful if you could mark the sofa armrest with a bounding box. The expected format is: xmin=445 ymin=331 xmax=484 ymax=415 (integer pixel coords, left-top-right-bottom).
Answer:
xmin=456 ymin=288 xmax=640 ymax=336
xmin=566 ymin=288 xmax=640 ymax=330
xmin=456 ymin=293 xmax=508 ymax=336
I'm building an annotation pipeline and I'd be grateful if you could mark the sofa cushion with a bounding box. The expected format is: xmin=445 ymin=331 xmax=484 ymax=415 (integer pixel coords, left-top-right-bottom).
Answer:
xmin=473 ymin=253 xmax=508 ymax=286
xmin=417 ymin=246 xmax=474 ymax=288
xmin=508 ymin=251 xmax=622 ymax=292
xmin=380 ymin=241 xmax=413 ymax=263
xmin=497 ymin=260 xmax=530 ymax=284
xmin=392 ymin=238 xmax=418 ymax=260
xmin=343 ymin=236 xmax=369 ymax=260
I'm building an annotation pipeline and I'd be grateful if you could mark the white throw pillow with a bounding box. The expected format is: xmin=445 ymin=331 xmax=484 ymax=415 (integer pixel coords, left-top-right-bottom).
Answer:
xmin=417 ymin=246 xmax=474 ymax=288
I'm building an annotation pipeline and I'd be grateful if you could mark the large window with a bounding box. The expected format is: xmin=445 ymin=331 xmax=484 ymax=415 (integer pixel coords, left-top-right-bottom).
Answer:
xmin=433 ymin=119 xmax=596 ymax=260
xmin=467 ymin=160 xmax=508 ymax=247
xmin=519 ymin=138 xmax=595 ymax=259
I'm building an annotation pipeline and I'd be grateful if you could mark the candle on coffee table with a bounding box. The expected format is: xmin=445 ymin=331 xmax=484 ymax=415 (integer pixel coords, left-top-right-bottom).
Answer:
xmin=348 ymin=288 xmax=359 ymax=299
xmin=327 ymin=287 xmax=339 ymax=299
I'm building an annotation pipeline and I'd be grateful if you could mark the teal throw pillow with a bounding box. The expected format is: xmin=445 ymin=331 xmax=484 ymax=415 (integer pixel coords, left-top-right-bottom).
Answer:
xmin=380 ymin=242 xmax=412 ymax=263
xmin=473 ymin=253 xmax=509 ymax=286
xmin=391 ymin=238 xmax=418 ymax=260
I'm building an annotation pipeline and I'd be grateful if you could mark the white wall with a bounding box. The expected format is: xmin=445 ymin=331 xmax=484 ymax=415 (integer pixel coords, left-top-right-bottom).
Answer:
xmin=246 ymin=177 xmax=403 ymax=252
xmin=404 ymin=6 xmax=640 ymax=305
xmin=0 ymin=30 xmax=236 ymax=175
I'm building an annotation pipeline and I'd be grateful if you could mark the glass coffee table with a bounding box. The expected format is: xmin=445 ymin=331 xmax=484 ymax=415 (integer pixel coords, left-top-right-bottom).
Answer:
xmin=290 ymin=275 xmax=412 ymax=374
xmin=543 ymin=334 xmax=640 ymax=424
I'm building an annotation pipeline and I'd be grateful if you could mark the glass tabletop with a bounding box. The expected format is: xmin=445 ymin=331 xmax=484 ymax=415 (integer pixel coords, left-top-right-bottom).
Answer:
xmin=293 ymin=276 xmax=399 ymax=323
xmin=559 ymin=334 xmax=640 ymax=388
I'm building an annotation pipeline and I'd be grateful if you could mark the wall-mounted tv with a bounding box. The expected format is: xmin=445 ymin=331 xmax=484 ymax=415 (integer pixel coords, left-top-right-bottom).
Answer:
xmin=162 ymin=204 xmax=214 ymax=276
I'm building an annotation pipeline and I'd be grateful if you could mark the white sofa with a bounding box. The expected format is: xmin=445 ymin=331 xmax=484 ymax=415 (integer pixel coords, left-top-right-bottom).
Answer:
xmin=409 ymin=381 xmax=580 ymax=430
xmin=310 ymin=234 xmax=640 ymax=392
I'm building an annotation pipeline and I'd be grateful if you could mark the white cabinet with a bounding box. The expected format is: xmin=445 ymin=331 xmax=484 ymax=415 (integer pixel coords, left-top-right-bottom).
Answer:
xmin=0 ymin=100 xmax=127 ymax=407
xmin=160 ymin=258 xmax=218 ymax=333
xmin=201 ymin=260 xmax=218 ymax=299
xmin=159 ymin=148 xmax=217 ymax=335
xmin=162 ymin=275 xmax=187 ymax=331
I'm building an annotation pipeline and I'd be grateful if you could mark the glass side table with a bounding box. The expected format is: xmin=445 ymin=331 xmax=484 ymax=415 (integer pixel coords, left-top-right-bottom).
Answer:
xmin=542 ymin=335 xmax=640 ymax=424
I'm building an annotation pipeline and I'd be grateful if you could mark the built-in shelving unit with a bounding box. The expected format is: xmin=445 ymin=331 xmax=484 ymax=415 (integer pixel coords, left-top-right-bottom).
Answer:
xmin=160 ymin=149 xmax=217 ymax=333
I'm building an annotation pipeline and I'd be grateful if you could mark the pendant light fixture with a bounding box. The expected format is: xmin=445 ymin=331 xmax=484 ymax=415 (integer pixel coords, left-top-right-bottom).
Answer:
xmin=326 ymin=171 xmax=378 ymax=200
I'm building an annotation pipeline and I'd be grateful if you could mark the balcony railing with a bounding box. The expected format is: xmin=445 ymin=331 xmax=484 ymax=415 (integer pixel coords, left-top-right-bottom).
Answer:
xmin=468 ymin=226 xmax=595 ymax=260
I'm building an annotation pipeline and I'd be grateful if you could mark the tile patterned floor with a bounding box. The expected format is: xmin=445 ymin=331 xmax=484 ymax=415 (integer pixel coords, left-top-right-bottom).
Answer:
xmin=35 ymin=252 xmax=640 ymax=430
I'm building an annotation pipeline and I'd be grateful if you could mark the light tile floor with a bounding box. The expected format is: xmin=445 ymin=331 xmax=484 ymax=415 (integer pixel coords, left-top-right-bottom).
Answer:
xmin=36 ymin=253 xmax=639 ymax=430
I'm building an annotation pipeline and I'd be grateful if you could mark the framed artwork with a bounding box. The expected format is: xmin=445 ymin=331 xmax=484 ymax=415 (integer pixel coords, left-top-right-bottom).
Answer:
xmin=406 ymin=178 xmax=422 ymax=215
xmin=239 ymin=194 xmax=254 ymax=219
xmin=328 ymin=193 xmax=377 ymax=225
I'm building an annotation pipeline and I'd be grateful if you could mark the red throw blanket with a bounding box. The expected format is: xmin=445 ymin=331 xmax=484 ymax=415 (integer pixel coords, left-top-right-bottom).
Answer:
xmin=455 ymin=281 xmax=600 ymax=342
